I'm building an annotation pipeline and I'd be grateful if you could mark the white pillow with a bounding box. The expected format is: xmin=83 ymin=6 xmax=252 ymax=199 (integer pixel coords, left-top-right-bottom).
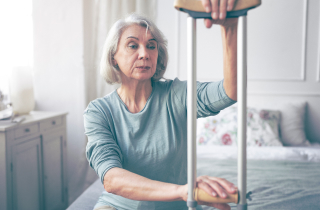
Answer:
xmin=280 ymin=102 xmax=309 ymax=146
xmin=197 ymin=106 xmax=283 ymax=147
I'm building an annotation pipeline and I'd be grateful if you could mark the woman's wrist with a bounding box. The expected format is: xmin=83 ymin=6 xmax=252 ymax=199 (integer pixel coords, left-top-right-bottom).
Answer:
xmin=220 ymin=18 xmax=238 ymax=33
xmin=221 ymin=25 xmax=237 ymax=37
xmin=176 ymin=184 xmax=188 ymax=201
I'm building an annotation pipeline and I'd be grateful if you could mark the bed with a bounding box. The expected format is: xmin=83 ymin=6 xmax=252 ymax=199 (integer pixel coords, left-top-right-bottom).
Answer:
xmin=68 ymin=101 xmax=320 ymax=210
xmin=196 ymin=101 xmax=320 ymax=210
xmin=197 ymin=146 xmax=320 ymax=210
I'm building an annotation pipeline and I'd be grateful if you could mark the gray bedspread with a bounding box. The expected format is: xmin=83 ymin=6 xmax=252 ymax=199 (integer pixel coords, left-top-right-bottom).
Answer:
xmin=197 ymin=158 xmax=320 ymax=210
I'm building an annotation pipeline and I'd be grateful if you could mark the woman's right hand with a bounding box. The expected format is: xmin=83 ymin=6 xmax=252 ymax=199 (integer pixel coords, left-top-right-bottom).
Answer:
xmin=180 ymin=176 xmax=237 ymax=210
xmin=201 ymin=0 xmax=237 ymax=28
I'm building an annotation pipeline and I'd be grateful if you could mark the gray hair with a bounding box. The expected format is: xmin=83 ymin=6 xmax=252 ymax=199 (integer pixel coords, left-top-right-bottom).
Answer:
xmin=100 ymin=13 xmax=168 ymax=84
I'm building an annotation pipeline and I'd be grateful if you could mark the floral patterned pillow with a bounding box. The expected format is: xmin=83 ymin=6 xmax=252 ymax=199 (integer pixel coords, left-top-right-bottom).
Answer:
xmin=197 ymin=106 xmax=283 ymax=147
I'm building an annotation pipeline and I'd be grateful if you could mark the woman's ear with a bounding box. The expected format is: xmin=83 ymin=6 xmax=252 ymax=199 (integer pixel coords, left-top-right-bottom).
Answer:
xmin=112 ymin=57 xmax=118 ymax=66
xmin=112 ymin=57 xmax=116 ymax=65
xmin=112 ymin=57 xmax=119 ymax=70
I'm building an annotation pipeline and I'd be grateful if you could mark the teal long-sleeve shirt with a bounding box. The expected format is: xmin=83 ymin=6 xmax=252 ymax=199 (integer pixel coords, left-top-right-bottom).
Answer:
xmin=84 ymin=78 xmax=236 ymax=210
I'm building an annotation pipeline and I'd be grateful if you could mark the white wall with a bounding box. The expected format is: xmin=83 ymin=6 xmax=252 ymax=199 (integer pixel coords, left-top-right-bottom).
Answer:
xmin=33 ymin=0 xmax=89 ymax=204
xmin=157 ymin=0 xmax=320 ymax=143
xmin=33 ymin=0 xmax=161 ymax=205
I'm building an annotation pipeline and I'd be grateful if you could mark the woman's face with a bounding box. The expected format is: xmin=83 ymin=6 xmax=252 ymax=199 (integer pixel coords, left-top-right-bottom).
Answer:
xmin=113 ymin=24 xmax=158 ymax=83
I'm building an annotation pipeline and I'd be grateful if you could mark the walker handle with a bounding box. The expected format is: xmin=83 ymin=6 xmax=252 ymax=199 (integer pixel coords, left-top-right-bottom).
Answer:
xmin=194 ymin=188 xmax=239 ymax=204
xmin=174 ymin=0 xmax=261 ymax=18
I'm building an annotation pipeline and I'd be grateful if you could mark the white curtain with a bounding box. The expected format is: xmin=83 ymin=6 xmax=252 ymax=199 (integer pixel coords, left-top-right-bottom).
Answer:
xmin=84 ymin=0 xmax=157 ymax=105
xmin=82 ymin=0 xmax=157 ymax=189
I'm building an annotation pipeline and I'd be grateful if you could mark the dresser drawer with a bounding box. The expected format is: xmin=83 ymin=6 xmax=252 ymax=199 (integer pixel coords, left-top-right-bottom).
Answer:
xmin=14 ymin=123 xmax=39 ymax=139
xmin=40 ymin=116 xmax=62 ymax=131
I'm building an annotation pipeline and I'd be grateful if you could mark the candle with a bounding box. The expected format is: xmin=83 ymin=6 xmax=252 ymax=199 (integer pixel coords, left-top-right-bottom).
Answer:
xmin=9 ymin=66 xmax=35 ymax=114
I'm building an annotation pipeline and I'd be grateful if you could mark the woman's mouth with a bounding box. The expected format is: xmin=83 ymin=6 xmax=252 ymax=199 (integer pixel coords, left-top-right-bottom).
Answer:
xmin=136 ymin=66 xmax=150 ymax=70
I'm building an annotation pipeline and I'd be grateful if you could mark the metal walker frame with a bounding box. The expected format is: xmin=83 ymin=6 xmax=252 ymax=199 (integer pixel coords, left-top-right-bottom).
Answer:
xmin=186 ymin=13 xmax=249 ymax=210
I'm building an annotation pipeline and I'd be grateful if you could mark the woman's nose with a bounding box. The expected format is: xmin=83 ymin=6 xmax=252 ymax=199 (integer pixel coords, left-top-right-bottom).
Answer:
xmin=138 ymin=46 xmax=149 ymax=60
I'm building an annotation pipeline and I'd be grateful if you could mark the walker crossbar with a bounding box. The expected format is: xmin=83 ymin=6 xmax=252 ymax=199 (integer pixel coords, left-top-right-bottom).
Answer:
xmin=174 ymin=1 xmax=261 ymax=210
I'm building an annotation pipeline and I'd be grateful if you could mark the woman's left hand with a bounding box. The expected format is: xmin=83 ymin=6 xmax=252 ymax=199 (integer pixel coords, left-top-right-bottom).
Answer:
xmin=201 ymin=0 xmax=238 ymax=28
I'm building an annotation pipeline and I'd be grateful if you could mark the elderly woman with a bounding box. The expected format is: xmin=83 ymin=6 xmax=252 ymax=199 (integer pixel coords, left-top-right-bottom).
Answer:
xmin=84 ymin=1 xmax=238 ymax=210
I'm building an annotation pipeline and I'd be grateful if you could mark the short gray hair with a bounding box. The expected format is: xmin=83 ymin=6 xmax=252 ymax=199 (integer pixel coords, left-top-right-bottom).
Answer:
xmin=100 ymin=13 xmax=168 ymax=84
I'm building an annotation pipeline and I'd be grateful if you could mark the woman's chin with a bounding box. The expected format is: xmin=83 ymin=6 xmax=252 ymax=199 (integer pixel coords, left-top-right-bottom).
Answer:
xmin=120 ymin=70 xmax=156 ymax=83
xmin=132 ymin=73 xmax=155 ymax=81
xmin=123 ymin=75 xmax=153 ymax=83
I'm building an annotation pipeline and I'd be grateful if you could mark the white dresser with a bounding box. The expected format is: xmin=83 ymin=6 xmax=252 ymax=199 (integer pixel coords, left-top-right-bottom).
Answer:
xmin=0 ymin=111 xmax=68 ymax=210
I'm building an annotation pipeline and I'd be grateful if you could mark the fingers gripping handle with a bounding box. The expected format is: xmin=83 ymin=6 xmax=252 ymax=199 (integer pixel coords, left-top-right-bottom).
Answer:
xmin=174 ymin=0 xmax=261 ymax=18
xmin=194 ymin=188 xmax=239 ymax=204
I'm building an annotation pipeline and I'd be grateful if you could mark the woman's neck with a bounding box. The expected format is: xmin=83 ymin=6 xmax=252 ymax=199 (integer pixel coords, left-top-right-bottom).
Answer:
xmin=117 ymin=79 xmax=153 ymax=113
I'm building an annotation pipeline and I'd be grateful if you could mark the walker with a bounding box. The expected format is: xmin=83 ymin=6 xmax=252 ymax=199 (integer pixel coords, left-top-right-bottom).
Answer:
xmin=174 ymin=1 xmax=261 ymax=209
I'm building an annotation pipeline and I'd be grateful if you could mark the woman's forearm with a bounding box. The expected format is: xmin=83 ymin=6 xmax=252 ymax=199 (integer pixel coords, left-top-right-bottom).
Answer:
xmin=104 ymin=167 xmax=183 ymax=201
xmin=221 ymin=23 xmax=238 ymax=101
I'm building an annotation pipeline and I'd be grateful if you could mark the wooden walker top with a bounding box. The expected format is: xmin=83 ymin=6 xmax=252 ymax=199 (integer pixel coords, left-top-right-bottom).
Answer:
xmin=174 ymin=0 xmax=261 ymax=18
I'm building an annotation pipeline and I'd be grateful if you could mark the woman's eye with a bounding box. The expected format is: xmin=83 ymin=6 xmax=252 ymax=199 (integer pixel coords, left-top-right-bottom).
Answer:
xmin=128 ymin=44 xmax=138 ymax=49
xmin=148 ymin=45 xmax=156 ymax=50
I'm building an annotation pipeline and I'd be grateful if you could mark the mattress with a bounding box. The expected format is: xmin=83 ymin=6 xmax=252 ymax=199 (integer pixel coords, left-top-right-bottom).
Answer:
xmin=197 ymin=145 xmax=320 ymax=210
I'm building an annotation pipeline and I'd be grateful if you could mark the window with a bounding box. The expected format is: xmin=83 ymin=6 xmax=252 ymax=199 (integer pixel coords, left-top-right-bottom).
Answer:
xmin=0 ymin=0 xmax=33 ymax=96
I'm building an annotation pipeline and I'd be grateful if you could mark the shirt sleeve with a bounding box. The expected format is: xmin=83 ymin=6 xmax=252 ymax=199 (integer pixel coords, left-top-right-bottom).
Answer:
xmin=171 ymin=78 xmax=236 ymax=118
xmin=196 ymin=79 xmax=236 ymax=118
xmin=84 ymin=101 xmax=123 ymax=184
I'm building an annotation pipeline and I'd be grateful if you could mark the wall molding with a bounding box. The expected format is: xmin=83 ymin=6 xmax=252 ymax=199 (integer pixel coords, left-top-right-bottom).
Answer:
xmin=318 ymin=53 xmax=320 ymax=80
xmin=318 ymin=65 xmax=320 ymax=82
xmin=198 ymin=77 xmax=307 ymax=82
xmin=248 ymin=91 xmax=320 ymax=96
xmin=249 ymin=0 xmax=308 ymax=82
xmin=175 ymin=10 xmax=180 ymax=78
xmin=301 ymin=0 xmax=308 ymax=81
xmin=240 ymin=77 xmax=305 ymax=82
xmin=318 ymin=0 xmax=320 ymax=82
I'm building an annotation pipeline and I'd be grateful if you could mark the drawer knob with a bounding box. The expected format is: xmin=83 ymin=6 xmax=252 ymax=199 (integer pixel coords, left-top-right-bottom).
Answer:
xmin=25 ymin=128 xmax=30 ymax=132
xmin=52 ymin=121 xmax=56 ymax=125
